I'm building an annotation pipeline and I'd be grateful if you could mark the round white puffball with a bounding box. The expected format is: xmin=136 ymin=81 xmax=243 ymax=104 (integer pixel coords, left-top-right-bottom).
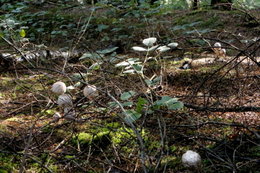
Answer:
xmin=83 ymin=85 xmax=98 ymax=100
xmin=182 ymin=150 xmax=201 ymax=168
xmin=51 ymin=81 xmax=66 ymax=95
xmin=57 ymin=94 xmax=73 ymax=107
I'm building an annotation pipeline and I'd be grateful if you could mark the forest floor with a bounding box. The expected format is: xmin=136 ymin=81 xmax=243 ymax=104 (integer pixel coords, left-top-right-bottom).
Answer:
xmin=0 ymin=2 xmax=259 ymax=173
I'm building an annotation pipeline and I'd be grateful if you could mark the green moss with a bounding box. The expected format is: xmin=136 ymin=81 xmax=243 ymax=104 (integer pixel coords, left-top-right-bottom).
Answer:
xmin=161 ymin=156 xmax=180 ymax=168
xmin=106 ymin=122 xmax=121 ymax=128
xmin=169 ymin=145 xmax=178 ymax=153
xmin=147 ymin=140 xmax=161 ymax=151
xmin=76 ymin=132 xmax=93 ymax=145
xmin=95 ymin=131 xmax=110 ymax=140
xmin=71 ymin=130 xmax=111 ymax=148
xmin=0 ymin=154 xmax=18 ymax=172
xmin=38 ymin=109 xmax=56 ymax=117
xmin=111 ymin=127 xmax=141 ymax=145
xmin=0 ymin=169 xmax=8 ymax=173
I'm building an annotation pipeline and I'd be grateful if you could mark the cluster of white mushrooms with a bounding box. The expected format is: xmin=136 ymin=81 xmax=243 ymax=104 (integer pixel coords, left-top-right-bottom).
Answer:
xmin=213 ymin=42 xmax=226 ymax=58
xmin=51 ymin=81 xmax=98 ymax=121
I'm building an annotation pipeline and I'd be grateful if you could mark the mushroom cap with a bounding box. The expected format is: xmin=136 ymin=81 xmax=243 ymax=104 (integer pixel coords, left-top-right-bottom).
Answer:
xmin=57 ymin=94 xmax=73 ymax=107
xmin=83 ymin=85 xmax=98 ymax=99
xmin=214 ymin=42 xmax=222 ymax=48
xmin=220 ymin=48 xmax=226 ymax=56
xmin=181 ymin=150 xmax=201 ymax=168
xmin=51 ymin=81 xmax=66 ymax=95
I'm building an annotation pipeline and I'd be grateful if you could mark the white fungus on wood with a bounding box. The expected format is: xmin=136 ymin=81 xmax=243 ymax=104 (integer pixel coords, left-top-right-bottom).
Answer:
xmin=51 ymin=81 xmax=66 ymax=95
xmin=181 ymin=150 xmax=201 ymax=168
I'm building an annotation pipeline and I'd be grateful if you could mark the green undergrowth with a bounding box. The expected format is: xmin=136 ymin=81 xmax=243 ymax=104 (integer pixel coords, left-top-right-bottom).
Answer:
xmin=0 ymin=153 xmax=18 ymax=173
xmin=71 ymin=122 xmax=148 ymax=152
xmin=1 ymin=1 xmax=254 ymax=51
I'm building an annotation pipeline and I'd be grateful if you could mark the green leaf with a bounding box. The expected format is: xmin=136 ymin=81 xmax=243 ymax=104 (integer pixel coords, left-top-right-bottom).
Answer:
xmin=167 ymin=101 xmax=184 ymax=110
xmin=89 ymin=62 xmax=102 ymax=70
xmin=132 ymin=64 xmax=143 ymax=72
xmin=120 ymin=91 xmax=136 ymax=101
xmin=154 ymin=96 xmax=177 ymax=106
xmin=96 ymin=24 xmax=109 ymax=32
xmin=96 ymin=47 xmax=118 ymax=54
xmin=122 ymin=101 xmax=133 ymax=107
xmin=115 ymin=58 xmax=140 ymax=67
xmin=79 ymin=52 xmax=103 ymax=60
xmin=124 ymin=110 xmax=141 ymax=124
xmin=136 ymin=97 xmax=148 ymax=113
xmin=108 ymin=101 xmax=118 ymax=108
xmin=153 ymin=96 xmax=183 ymax=110
xmin=19 ymin=29 xmax=26 ymax=38
xmin=145 ymin=76 xmax=161 ymax=87
xmin=123 ymin=69 xmax=135 ymax=74
xmin=115 ymin=61 xmax=131 ymax=67
xmin=71 ymin=73 xmax=87 ymax=81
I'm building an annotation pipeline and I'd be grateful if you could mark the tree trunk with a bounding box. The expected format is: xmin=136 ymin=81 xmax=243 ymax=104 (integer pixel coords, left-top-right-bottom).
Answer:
xmin=150 ymin=0 xmax=157 ymax=5
xmin=211 ymin=0 xmax=232 ymax=10
xmin=193 ymin=0 xmax=199 ymax=10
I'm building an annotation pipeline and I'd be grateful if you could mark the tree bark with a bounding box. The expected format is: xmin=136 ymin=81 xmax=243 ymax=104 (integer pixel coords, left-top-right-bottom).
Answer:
xmin=193 ymin=0 xmax=199 ymax=10
xmin=211 ymin=0 xmax=233 ymax=10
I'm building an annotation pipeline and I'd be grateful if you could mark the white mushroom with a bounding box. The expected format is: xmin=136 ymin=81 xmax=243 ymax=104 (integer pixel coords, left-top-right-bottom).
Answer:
xmin=83 ymin=85 xmax=99 ymax=100
xmin=219 ymin=48 xmax=226 ymax=57
xmin=213 ymin=42 xmax=226 ymax=58
xmin=57 ymin=94 xmax=73 ymax=107
xmin=214 ymin=42 xmax=222 ymax=48
xmin=51 ymin=81 xmax=66 ymax=95
xmin=181 ymin=150 xmax=201 ymax=168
